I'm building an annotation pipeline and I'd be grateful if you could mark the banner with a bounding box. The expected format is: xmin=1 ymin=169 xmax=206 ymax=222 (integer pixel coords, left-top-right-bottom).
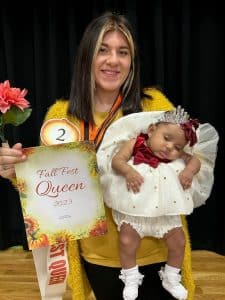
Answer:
xmin=32 ymin=243 xmax=68 ymax=299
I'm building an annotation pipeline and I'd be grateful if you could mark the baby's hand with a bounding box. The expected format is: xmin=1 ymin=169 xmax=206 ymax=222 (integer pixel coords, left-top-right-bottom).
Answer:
xmin=178 ymin=168 xmax=194 ymax=190
xmin=125 ymin=169 xmax=144 ymax=193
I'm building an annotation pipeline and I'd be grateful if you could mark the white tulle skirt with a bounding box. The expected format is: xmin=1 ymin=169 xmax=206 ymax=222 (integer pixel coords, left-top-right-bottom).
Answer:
xmin=97 ymin=111 xmax=219 ymax=218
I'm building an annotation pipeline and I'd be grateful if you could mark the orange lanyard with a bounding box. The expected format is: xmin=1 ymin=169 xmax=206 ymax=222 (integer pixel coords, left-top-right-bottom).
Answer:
xmin=80 ymin=94 xmax=122 ymax=151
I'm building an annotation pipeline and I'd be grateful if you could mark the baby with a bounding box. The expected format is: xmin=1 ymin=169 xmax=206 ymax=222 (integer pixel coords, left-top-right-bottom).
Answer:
xmin=97 ymin=106 xmax=219 ymax=300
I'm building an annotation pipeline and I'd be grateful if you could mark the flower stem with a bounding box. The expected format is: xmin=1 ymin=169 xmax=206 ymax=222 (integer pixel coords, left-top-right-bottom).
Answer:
xmin=0 ymin=124 xmax=7 ymax=144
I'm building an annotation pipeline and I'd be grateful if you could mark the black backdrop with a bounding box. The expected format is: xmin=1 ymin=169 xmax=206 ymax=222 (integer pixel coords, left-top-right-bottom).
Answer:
xmin=0 ymin=1 xmax=224 ymax=254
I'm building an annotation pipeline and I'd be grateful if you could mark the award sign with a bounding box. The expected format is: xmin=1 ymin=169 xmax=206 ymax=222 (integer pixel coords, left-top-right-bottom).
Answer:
xmin=15 ymin=141 xmax=107 ymax=250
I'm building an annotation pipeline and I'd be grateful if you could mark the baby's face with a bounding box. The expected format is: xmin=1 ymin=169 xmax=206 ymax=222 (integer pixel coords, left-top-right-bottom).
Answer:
xmin=147 ymin=123 xmax=187 ymax=161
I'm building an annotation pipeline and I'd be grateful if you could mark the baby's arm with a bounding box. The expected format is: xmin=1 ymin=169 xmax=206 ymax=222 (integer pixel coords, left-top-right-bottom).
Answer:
xmin=111 ymin=139 xmax=144 ymax=193
xmin=179 ymin=152 xmax=201 ymax=190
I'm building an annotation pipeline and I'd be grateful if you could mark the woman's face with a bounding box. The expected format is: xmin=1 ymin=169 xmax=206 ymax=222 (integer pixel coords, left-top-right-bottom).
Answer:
xmin=93 ymin=30 xmax=132 ymax=95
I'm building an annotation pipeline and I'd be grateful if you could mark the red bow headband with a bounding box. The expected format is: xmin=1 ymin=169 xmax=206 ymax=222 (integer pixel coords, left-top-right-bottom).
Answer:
xmin=180 ymin=118 xmax=199 ymax=146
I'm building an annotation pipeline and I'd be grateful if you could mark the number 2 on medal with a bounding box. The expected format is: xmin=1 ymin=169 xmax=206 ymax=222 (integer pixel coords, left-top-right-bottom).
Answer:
xmin=56 ymin=128 xmax=66 ymax=142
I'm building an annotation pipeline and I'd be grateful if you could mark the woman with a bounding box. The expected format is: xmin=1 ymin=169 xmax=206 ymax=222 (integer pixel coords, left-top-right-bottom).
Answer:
xmin=0 ymin=12 xmax=195 ymax=300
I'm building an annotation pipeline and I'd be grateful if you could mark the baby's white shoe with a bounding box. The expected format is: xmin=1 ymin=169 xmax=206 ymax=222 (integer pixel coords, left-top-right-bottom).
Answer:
xmin=158 ymin=265 xmax=187 ymax=300
xmin=119 ymin=265 xmax=144 ymax=300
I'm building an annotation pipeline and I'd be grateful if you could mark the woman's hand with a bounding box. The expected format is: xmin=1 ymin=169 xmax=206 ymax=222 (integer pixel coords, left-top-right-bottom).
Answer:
xmin=0 ymin=143 xmax=27 ymax=179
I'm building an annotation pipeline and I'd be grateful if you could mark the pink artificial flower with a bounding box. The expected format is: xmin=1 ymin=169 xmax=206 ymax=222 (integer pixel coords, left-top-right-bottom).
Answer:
xmin=0 ymin=80 xmax=30 ymax=114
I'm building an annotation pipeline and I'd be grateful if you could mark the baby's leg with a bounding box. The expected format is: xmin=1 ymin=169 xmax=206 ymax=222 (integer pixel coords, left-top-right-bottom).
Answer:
xmin=158 ymin=227 xmax=187 ymax=299
xmin=164 ymin=227 xmax=185 ymax=268
xmin=118 ymin=222 xmax=144 ymax=300
xmin=119 ymin=222 xmax=141 ymax=269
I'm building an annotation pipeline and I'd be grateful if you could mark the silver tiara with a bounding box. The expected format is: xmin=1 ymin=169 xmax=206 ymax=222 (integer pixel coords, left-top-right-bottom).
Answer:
xmin=159 ymin=105 xmax=190 ymax=124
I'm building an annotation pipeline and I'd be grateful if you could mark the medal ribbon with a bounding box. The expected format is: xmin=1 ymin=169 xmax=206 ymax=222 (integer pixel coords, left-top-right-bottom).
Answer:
xmin=81 ymin=94 xmax=122 ymax=151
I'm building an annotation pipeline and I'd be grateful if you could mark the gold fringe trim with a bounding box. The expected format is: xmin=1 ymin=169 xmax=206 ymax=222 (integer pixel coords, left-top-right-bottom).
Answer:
xmin=67 ymin=240 xmax=95 ymax=300
xmin=181 ymin=216 xmax=195 ymax=300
